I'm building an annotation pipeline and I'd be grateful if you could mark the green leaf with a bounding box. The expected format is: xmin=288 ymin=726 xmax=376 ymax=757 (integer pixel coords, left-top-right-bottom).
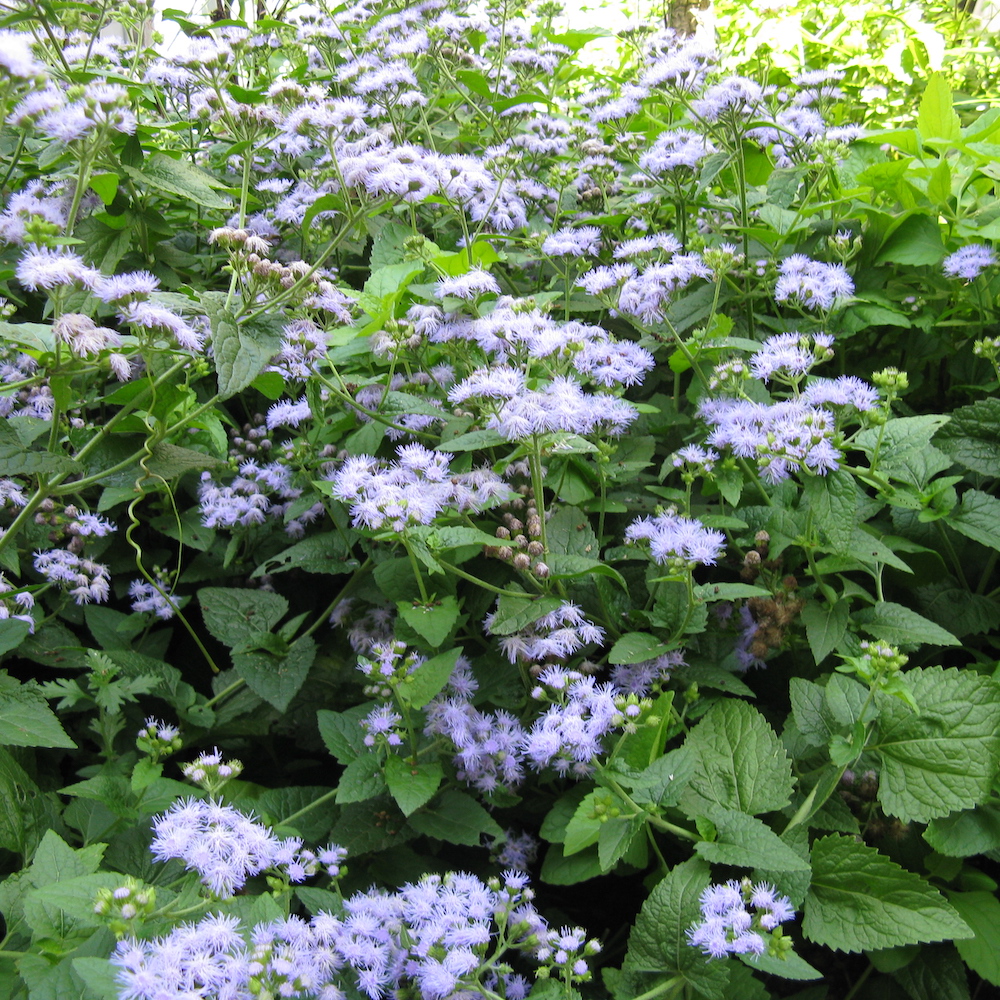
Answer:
xmin=694 ymin=808 xmax=811 ymax=872
xmin=397 ymin=597 xmax=460 ymax=649
xmin=486 ymin=594 xmax=563 ymax=636
xmin=893 ymin=944 xmax=970 ymax=1000
xmin=947 ymin=891 xmax=1000 ymax=986
xmin=945 ymin=489 xmax=1000 ymax=551
xmin=563 ymin=791 xmax=605 ymax=856
xmin=397 ymin=647 xmax=461 ymax=709
xmin=857 ymin=415 xmax=952 ymax=487
xmin=437 ymin=428 xmax=508 ymax=451
xmin=211 ymin=311 xmax=285 ymax=400
xmin=738 ymin=949 xmax=823 ymax=981
xmin=874 ymin=214 xmax=946 ymax=266
xmin=934 ymin=398 xmax=1000 ymax=477
xmin=624 ymin=857 xmax=730 ymax=999
xmin=145 ymin=442 xmax=226 ymax=480
xmin=682 ymin=699 xmax=794 ymax=815
xmin=853 ymin=601 xmax=959 ymax=648
xmin=198 ymin=587 xmax=288 ymax=649
xmin=544 ymin=552 xmax=626 ymax=588
xmin=803 ymin=834 xmax=971 ymax=952
xmin=72 ymin=957 xmax=121 ymax=1000
xmin=924 ymin=800 xmax=1000 ymax=857
xmin=336 ymin=754 xmax=386 ymax=804
xmin=804 ymin=470 xmax=858 ymax=551
xmin=790 ymin=678 xmax=841 ymax=748
xmin=918 ymin=72 xmax=961 ymax=141
xmin=232 ymin=636 xmax=316 ymax=713
xmin=407 ymin=789 xmax=503 ymax=845
xmin=539 ymin=843 xmax=604 ymax=885
xmin=0 ymin=674 xmax=75 ymax=748
xmin=252 ymin=533 xmax=353 ymax=577
xmin=29 ymin=831 xmax=105 ymax=885
xmin=24 ymin=872 xmax=123 ymax=939
xmin=800 ymin=600 xmax=849 ymax=665
xmin=692 ymin=583 xmax=771 ymax=603
xmin=317 ymin=705 xmax=371 ymax=763
xmin=123 ymin=152 xmax=232 ymax=209
xmin=607 ymin=632 xmax=674 ymax=665
xmin=870 ymin=666 xmax=1000 ymax=823
xmin=383 ymin=756 xmax=442 ymax=817
xmin=598 ymin=816 xmax=644 ymax=872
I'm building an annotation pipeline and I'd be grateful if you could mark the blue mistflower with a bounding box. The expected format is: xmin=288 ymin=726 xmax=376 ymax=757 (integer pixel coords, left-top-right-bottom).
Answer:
xmin=943 ymin=243 xmax=996 ymax=281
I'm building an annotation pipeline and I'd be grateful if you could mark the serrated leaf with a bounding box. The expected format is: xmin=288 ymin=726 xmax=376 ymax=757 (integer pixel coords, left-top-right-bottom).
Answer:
xmin=383 ymin=756 xmax=442 ymax=817
xmin=563 ymin=791 xmax=605 ymax=856
xmin=0 ymin=676 xmax=75 ymax=748
xmin=544 ymin=552 xmax=626 ymax=589
xmin=804 ymin=469 xmax=857 ymax=551
xmin=800 ymin=600 xmax=849 ymax=665
xmin=803 ymin=834 xmax=971 ymax=952
xmin=857 ymin=415 xmax=952 ymax=487
xmin=946 ymin=489 xmax=1000 ymax=552
xmin=317 ymin=704 xmax=373 ymax=763
xmin=199 ymin=587 xmax=288 ymax=649
xmin=123 ymin=152 xmax=232 ymax=209
xmin=407 ymin=789 xmax=503 ymax=845
xmin=252 ymin=533 xmax=352 ymax=577
xmin=597 ymin=816 xmax=643 ymax=871
xmin=397 ymin=597 xmax=460 ymax=649
xmin=918 ymin=73 xmax=961 ymax=141
xmin=486 ymin=594 xmax=563 ymax=636
xmin=924 ymin=801 xmax=1000 ymax=857
xmin=893 ymin=944 xmax=970 ymax=1000
xmin=682 ymin=700 xmax=794 ymax=815
xmin=336 ymin=754 xmax=386 ymax=804
xmin=232 ymin=636 xmax=315 ymax=713
xmin=871 ymin=666 xmax=1000 ymax=823
xmin=947 ymin=891 xmax=1000 ymax=986
xmin=738 ymin=949 xmax=823 ymax=981
xmin=437 ymin=428 xmax=508 ymax=451
xmin=694 ymin=808 xmax=811 ymax=872
xmin=398 ymin=647 xmax=461 ymax=709
xmin=934 ymin=398 xmax=1000 ymax=477
xmin=607 ymin=632 xmax=673 ymax=665
xmin=211 ymin=311 xmax=285 ymax=400
xmin=624 ymin=857 xmax=730 ymax=999
xmin=145 ymin=442 xmax=226 ymax=480
xmin=539 ymin=844 xmax=604 ymax=885
xmin=789 ymin=678 xmax=841 ymax=748
xmin=854 ymin=601 xmax=959 ymax=648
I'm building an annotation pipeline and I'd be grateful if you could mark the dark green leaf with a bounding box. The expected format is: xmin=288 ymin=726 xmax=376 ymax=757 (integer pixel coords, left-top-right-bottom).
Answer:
xmin=854 ymin=602 xmax=959 ymax=648
xmin=397 ymin=597 xmax=460 ymax=649
xmin=232 ymin=636 xmax=315 ymax=713
xmin=934 ymin=398 xmax=1000 ymax=477
xmin=800 ymin=600 xmax=849 ymax=665
xmin=384 ymin=756 xmax=442 ymax=817
xmin=407 ymin=790 xmax=503 ymax=845
xmin=947 ymin=891 xmax=1000 ymax=986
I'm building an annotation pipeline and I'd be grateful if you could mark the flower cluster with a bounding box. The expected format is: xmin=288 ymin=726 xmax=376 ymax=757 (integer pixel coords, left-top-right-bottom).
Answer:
xmin=688 ymin=879 xmax=796 ymax=959
xmin=484 ymin=601 xmax=606 ymax=665
xmin=113 ymin=869 xmax=597 ymax=1000
xmin=329 ymin=444 xmax=507 ymax=532
xmin=774 ymin=254 xmax=854 ymax=311
xmin=149 ymin=798 xmax=340 ymax=898
xmin=624 ymin=510 xmax=726 ymax=568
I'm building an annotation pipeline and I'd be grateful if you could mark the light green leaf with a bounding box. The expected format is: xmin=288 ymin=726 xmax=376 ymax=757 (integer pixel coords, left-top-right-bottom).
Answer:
xmin=563 ymin=791 xmax=606 ymax=856
xmin=383 ymin=756 xmax=442 ymax=817
xmin=694 ymin=808 xmax=811 ymax=872
xmin=853 ymin=601 xmax=959 ymax=648
xmin=871 ymin=666 xmax=1000 ymax=823
xmin=145 ymin=442 xmax=226 ymax=480
xmin=397 ymin=647 xmax=461 ymax=709
xmin=803 ymin=834 xmax=971 ymax=952
xmin=73 ymin=957 xmax=121 ymax=1000
xmin=947 ymin=891 xmax=1000 ymax=986
xmin=123 ymin=152 xmax=232 ymax=209
xmin=856 ymin=415 xmax=952 ymax=487
xmin=917 ymin=72 xmax=961 ymax=142
xmin=336 ymin=754 xmax=385 ymax=805
xmin=598 ymin=816 xmax=644 ymax=872
xmin=800 ymin=600 xmax=849 ymax=665
xmin=738 ymin=949 xmax=823 ymax=981
xmin=924 ymin=801 xmax=1000 ymax=857
xmin=539 ymin=844 xmax=604 ymax=885
xmin=437 ymin=428 xmax=508 ymax=451
xmin=486 ymin=594 xmax=563 ymax=636
xmin=607 ymin=632 xmax=674 ymax=665
xmin=623 ymin=857 xmax=730 ymax=999
xmin=397 ymin=597 xmax=460 ymax=649
xmin=317 ymin=704 xmax=374 ymax=763
xmin=934 ymin=398 xmax=1000 ymax=477
xmin=0 ymin=674 xmax=75 ymax=748
xmin=407 ymin=790 xmax=503 ymax=845
xmin=251 ymin=533 xmax=353 ymax=578
xmin=682 ymin=699 xmax=794 ymax=815
xmin=211 ymin=311 xmax=285 ymax=400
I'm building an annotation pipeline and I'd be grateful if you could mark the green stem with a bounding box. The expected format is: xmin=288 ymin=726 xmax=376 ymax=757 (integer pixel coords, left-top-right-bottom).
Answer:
xmin=202 ymin=678 xmax=246 ymax=710
xmin=628 ymin=975 xmax=684 ymax=1000
xmin=842 ymin=962 xmax=874 ymax=1000
xmin=435 ymin=559 xmax=541 ymax=598
xmin=301 ymin=556 xmax=372 ymax=640
xmin=935 ymin=520 xmax=971 ymax=590
xmin=403 ymin=540 xmax=430 ymax=603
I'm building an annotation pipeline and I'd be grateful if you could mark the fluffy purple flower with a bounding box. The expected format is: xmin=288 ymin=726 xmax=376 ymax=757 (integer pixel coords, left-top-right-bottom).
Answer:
xmin=16 ymin=247 xmax=99 ymax=292
xmin=625 ymin=510 xmax=726 ymax=567
xmin=638 ymin=129 xmax=716 ymax=173
xmin=749 ymin=332 xmax=833 ymax=382
xmin=435 ymin=268 xmax=501 ymax=299
xmin=774 ymin=255 xmax=853 ymax=310
xmin=129 ymin=578 xmax=178 ymax=620
xmin=542 ymin=226 xmax=602 ymax=257
xmin=617 ymin=255 xmax=710 ymax=323
xmin=573 ymin=339 xmax=655 ymax=387
xmin=943 ymin=244 xmax=996 ymax=280
xmin=688 ymin=879 xmax=795 ymax=958
xmin=33 ymin=549 xmax=110 ymax=604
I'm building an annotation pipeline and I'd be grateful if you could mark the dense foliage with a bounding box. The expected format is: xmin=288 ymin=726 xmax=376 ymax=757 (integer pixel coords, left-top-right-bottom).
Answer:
xmin=1 ymin=0 xmax=1000 ymax=998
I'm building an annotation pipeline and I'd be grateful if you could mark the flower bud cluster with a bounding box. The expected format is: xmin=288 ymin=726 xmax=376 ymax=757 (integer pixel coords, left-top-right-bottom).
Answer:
xmin=687 ymin=878 xmax=795 ymax=959
xmin=136 ymin=717 xmax=182 ymax=761
xmin=94 ymin=877 xmax=156 ymax=938
xmin=181 ymin=747 xmax=244 ymax=795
